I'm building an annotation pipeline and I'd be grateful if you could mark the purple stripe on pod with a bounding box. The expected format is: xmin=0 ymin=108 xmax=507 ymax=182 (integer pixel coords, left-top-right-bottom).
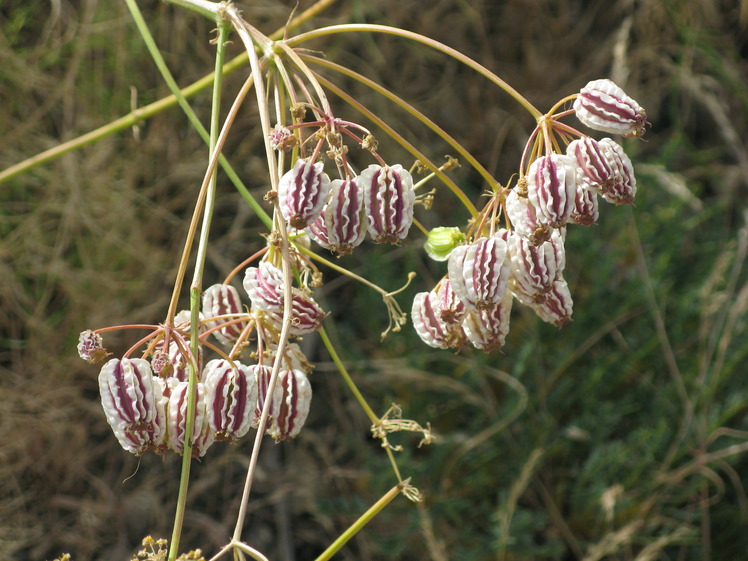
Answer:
xmin=203 ymin=359 xmax=257 ymax=442
xmin=360 ymin=164 xmax=415 ymax=244
xmin=202 ymin=283 xmax=249 ymax=346
xmin=573 ymin=79 xmax=648 ymax=137
xmin=278 ymin=158 xmax=331 ymax=229
xmin=448 ymin=236 xmax=511 ymax=310
xmin=526 ymin=154 xmax=578 ymax=229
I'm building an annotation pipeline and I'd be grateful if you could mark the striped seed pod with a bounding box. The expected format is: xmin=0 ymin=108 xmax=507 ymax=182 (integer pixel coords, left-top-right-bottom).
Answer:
xmin=278 ymin=158 xmax=331 ymax=229
xmin=203 ymin=359 xmax=257 ymax=442
xmin=360 ymin=164 xmax=415 ymax=244
xmin=526 ymin=154 xmax=578 ymax=229
xmin=306 ymin=177 xmax=367 ymax=256
xmin=507 ymin=229 xmax=566 ymax=299
xmin=202 ymin=283 xmax=248 ymax=346
xmin=165 ymin=379 xmax=214 ymax=457
xmin=98 ymin=358 xmax=167 ymax=455
xmin=573 ymin=79 xmax=648 ymax=137
xmin=598 ymin=138 xmax=637 ymax=205
xmin=448 ymin=236 xmax=511 ymax=310
xmin=411 ymin=279 xmax=467 ymax=350
xmin=462 ymin=290 xmax=514 ymax=353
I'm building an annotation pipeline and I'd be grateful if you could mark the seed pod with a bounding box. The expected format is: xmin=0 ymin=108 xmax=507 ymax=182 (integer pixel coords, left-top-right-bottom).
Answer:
xmin=268 ymin=369 xmax=312 ymax=441
xmin=262 ymin=342 xmax=314 ymax=375
xmin=306 ymin=178 xmax=366 ymax=256
xmin=448 ymin=236 xmax=511 ymax=310
xmin=243 ymin=261 xmax=327 ymax=335
xmin=462 ymin=290 xmax=514 ymax=353
xmin=203 ymin=359 xmax=257 ymax=442
xmin=202 ymin=284 xmax=249 ymax=346
xmin=505 ymin=189 xmax=552 ymax=245
xmin=526 ymin=154 xmax=578 ymax=229
xmin=412 ymin=280 xmax=467 ymax=350
xmin=278 ymin=158 xmax=331 ymax=229
xmin=78 ymin=330 xmax=108 ymax=364
xmin=253 ymin=364 xmax=282 ymax=427
xmin=168 ymin=340 xmax=204 ymax=383
xmin=567 ymin=137 xmax=613 ymax=192
xmin=166 ymin=379 xmax=214 ymax=457
xmin=570 ymin=184 xmax=599 ymax=225
xmin=98 ymin=358 xmax=166 ymax=455
xmin=598 ymin=138 xmax=637 ymax=205
xmin=360 ymin=164 xmax=415 ymax=244
xmin=574 ymin=79 xmax=648 ymax=137
xmin=507 ymin=229 xmax=566 ymax=298
xmin=515 ymin=278 xmax=574 ymax=327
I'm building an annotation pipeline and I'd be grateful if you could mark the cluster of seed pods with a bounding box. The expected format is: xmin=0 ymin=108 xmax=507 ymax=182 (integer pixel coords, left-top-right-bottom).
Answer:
xmin=413 ymin=79 xmax=647 ymax=352
xmin=79 ymin=256 xmax=324 ymax=456
xmin=278 ymin=158 xmax=416 ymax=255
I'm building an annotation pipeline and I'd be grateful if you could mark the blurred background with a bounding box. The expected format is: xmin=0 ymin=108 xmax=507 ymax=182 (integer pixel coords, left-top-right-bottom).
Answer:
xmin=1 ymin=0 xmax=747 ymax=559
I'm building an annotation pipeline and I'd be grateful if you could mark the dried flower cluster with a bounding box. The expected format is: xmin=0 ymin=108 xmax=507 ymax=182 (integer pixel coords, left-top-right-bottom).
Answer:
xmin=79 ymin=252 xmax=323 ymax=456
xmin=412 ymin=79 xmax=647 ymax=352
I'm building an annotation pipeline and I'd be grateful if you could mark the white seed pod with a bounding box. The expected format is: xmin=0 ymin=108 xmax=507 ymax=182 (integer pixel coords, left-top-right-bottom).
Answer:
xmin=243 ymin=261 xmax=284 ymax=312
xmin=360 ymin=164 xmax=415 ymax=244
xmin=166 ymin=379 xmax=214 ymax=457
xmin=411 ymin=280 xmax=467 ymax=350
xmin=202 ymin=284 xmax=249 ymax=346
xmin=505 ymin=189 xmax=552 ymax=245
xmin=570 ymin=184 xmax=600 ymax=225
xmin=306 ymin=178 xmax=367 ymax=256
xmin=515 ymin=278 xmax=574 ymax=327
xmin=98 ymin=357 xmax=164 ymax=455
xmin=278 ymin=158 xmax=331 ymax=229
xmin=462 ymin=290 xmax=514 ymax=353
xmin=598 ymin=138 xmax=637 ymax=205
xmin=244 ymin=261 xmax=327 ymax=335
xmin=567 ymin=137 xmax=613 ymax=192
xmin=203 ymin=359 xmax=258 ymax=442
xmin=167 ymin=340 xmax=204 ymax=383
xmin=573 ymin=79 xmax=648 ymax=137
xmin=267 ymin=369 xmax=312 ymax=441
xmin=507 ymin=229 xmax=566 ymax=298
xmin=526 ymin=154 xmax=578 ymax=229
xmin=448 ymin=236 xmax=511 ymax=310
xmin=253 ymin=364 xmax=283 ymax=428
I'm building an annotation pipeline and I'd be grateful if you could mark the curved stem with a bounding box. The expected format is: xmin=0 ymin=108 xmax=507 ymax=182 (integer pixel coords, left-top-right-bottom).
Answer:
xmin=312 ymin=71 xmax=479 ymax=218
xmin=302 ymin=54 xmax=495 ymax=203
xmin=287 ymin=23 xmax=542 ymax=120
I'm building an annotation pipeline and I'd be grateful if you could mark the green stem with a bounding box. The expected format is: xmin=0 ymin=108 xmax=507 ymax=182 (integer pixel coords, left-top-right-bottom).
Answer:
xmin=287 ymin=23 xmax=543 ymax=120
xmin=319 ymin=327 xmax=378 ymax=424
xmin=168 ymin=20 xmax=231 ymax=561
xmin=313 ymin=483 xmax=404 ymax=561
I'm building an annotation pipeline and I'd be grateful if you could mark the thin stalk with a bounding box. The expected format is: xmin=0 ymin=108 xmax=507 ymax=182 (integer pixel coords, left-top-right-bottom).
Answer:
xmin=313 ymin=483 xmax=404 ymax=561
xmin=303 ymin=54 xmax=497 ymax=194
xmin=168 ymin=21 xmax=230 ymax=561
xmin=312 ymin=71 xmax=479 ymax=218
xmin=319 ymin=327 xmax=378 ymax=424
xmin=0 ymin=0 xmax=340 ymax=184
xmin=287 ymin=24 xmax=542 ymax=120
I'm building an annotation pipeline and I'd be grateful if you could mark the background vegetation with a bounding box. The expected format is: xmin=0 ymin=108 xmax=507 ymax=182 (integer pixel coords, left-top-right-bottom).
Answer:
xmin=2 ymin=0 xmax=747 ymax=559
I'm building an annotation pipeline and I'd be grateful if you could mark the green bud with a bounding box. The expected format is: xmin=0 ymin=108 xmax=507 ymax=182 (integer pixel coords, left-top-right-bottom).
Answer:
xmin=424 ymin=227 xmax=465 ymax=261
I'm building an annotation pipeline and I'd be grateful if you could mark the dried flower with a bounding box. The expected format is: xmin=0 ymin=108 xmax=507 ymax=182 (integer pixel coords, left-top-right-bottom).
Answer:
xmin=574 ymin=79 xmax=648 ymax=137
xmin=243 ymin=261 xmax=327 ymax=335
xmin=166 ymin=379 xmax=214 ymax=457
xmin=202 ymin=283 xmax=248 ymax=346
xmin=462 ymin=291 xmax=514 ymax=352
xmin=507 ymin=229 xmax=566 ymax=298
xmin=448 ymin=236 xmax=511 ymax=310
xmin=77 ymin=330 xmax=108 ymax=364
xmin=505 ymin=189 xmax=552 ymax=245
xmin=98 ymin=358 xmax=167 ymax=455
xmin=526 ymin=154 xmax=578 ymax=229
xmin=203 ymin=359 xmax=257 ymax=442
xmin=306 ymin=177 xmax=366 ymax=256
xmin=268 ymin=369 xmax=313 ymax=441
xmin=411 ymin=279 xmax=467 ymax=350
xmin=360 ymin=164 xmax=415 ymax=244
xmin=278 ymin=158 xmax=331 ymax=229
xmin=598 ymin=138 xmax=637 ymax=205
